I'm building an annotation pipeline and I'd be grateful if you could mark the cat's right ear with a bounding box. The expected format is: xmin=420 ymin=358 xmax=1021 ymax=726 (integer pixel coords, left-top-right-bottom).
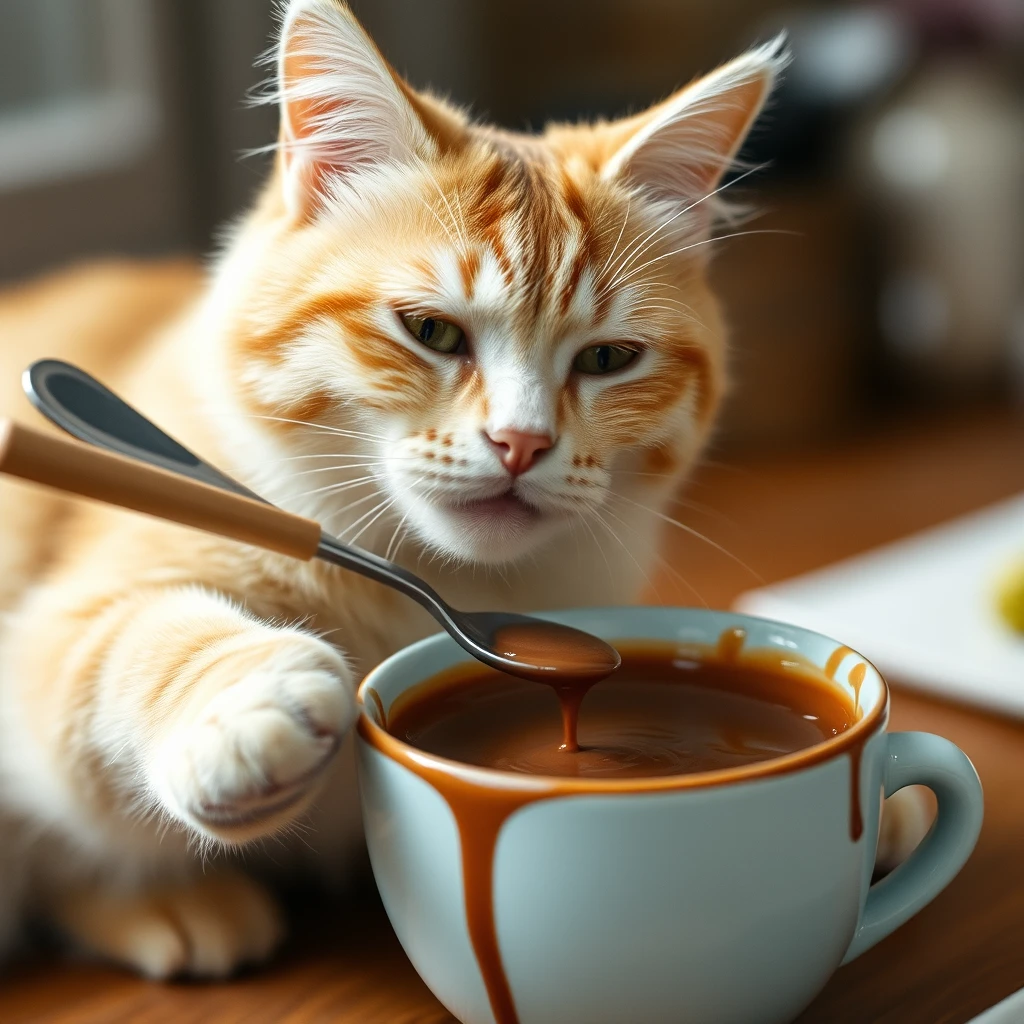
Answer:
xmin=598 ymin=37 xmax=788 ymax=237
xmin=275 ymin=0 xmax=434 ymax=221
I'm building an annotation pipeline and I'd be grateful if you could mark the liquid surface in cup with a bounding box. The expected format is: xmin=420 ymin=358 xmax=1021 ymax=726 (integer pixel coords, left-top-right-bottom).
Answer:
xmin=388 ymin=643 xmax=855 ymax=779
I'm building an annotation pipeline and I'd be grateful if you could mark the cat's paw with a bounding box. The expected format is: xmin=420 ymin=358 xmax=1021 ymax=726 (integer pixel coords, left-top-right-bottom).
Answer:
xmin=153 ymin=632 xmax=355 ymax=842
xmin=55 ymin=871 xmax=283 ymax=979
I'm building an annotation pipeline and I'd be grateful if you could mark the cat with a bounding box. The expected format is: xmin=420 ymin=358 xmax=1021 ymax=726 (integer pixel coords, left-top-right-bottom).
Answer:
xmin=0 ymin=0 xmax=911 ymax=981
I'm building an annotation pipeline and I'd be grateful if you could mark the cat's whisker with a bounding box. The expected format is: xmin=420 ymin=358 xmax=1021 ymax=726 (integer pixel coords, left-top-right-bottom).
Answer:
xmin=289 ymin=475 xmax=378 ymax=502
xmin=416 ymin=192 xmax=464 ymax=253
xmin=626 ymin=303 xmax=702 ymax=322
xmin=597 ymin=195 xmax=632 ymax=281
xmin=611 ymin=472 xmax=733 ymax=522
xmin=607 ymin=490 xmax=762 ymax=583
xmin=385 ymin=506 xmax=413 ymax=562
xmin=598 ymin=500 xmax=709 ymax=608
xmin=244 ymin=414 xmax=389 ymax=443
xmin=621 ymin=281 xmax=708 ymax=331
xmin=312 ymin=627 xmax=345 ymax=645
xmin=612 ymin=229 xmax=801 ymax=290
xmin=606 ymin=162 xmax=770 ymax=288
xmin=392 ymin=521 xmax=414 ymax=564
xmin=359 ymin=501 xmax=405 ymax=553
xmin=612 ymin=468 xmax=679 ymax=480
xmin=638 ymin=292 xmax=696 ymax=312
xmin=452 ymin=187 xmax=472 ymax=251
xmin=290 ymin=424 xmax=390 ymax=445
xmin=337 ymin=494 xmax=397 ymax=548
xmin=429 ymin=181 xmax=469 ymax=255
xmin=651 ymin=301 xmax=703 ymax=323
xmin=277 ymin=451 xmax=392 ymax=463
xmin=289 ymin=462 xmax=388 ymax=479
xmin=381 ymin=474 xmax=437 ymax=562
xmin=279 ymin=452 xmax=422 ymax=472
xmin=586 ymin=505 xmax=660 ymax=601
xmin=607 ymin=204 xmax=691 ymax=287
xmin=383 ymin=495 xmax=421 ymax=563
xmin=416 ymin=157 xmax=470 ymax=255
xmin=493 ymin=561 xmax=511 ymax=589
xmin=207 ymin=406 xmax=376 ymax=437
xmin=663 ymin=493 xmax=740 ymax=529
xmin=104 ymin=740 xmax=131 ymax=769
xmin=320 ymin=487 xmax=388 ymax=532
xmin=572 ymin=506 xmax=616 ymax=587
xmin=279 ymin=820 xmax=318 ymax=855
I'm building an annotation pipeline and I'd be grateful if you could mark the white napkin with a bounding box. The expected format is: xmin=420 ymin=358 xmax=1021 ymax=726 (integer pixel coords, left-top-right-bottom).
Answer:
xmin=967 ymin=987 xmax=1024 ymax=1023
xmin=735 ymin=493 xmax=1024 ymax=719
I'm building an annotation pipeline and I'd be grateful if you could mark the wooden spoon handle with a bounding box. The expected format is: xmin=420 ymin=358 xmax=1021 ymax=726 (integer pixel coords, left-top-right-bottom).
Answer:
xmin=0 ymin=418 xmax=322 ymax=560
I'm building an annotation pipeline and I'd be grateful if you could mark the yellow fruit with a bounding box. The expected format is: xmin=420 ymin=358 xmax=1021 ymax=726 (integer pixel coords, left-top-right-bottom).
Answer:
xmin=996 ymin=559 xmax=1024 ymax=634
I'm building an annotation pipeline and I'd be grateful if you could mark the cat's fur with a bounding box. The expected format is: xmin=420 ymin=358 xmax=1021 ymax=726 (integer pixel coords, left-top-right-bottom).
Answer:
xmin=0 ymin=0 xmax=864 ymax=977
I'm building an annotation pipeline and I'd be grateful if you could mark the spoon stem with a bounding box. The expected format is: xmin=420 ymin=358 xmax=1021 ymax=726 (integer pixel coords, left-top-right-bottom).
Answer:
xmin=316 ymin=533 xmax=449 ymax=620
xmin=0 ymin=418 xmax=322 ymax=559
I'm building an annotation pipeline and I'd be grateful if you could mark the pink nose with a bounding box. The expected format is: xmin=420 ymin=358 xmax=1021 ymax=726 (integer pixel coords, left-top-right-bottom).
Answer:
xmin=487 ymin=429 xmax=554 ymax=476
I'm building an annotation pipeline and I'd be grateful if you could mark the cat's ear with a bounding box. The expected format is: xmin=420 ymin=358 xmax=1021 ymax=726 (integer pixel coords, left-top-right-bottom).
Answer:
xmin=600 ymin=37 xmax=788 ymax=227
xmin=275 ymin=0 xmax=434 ymax=220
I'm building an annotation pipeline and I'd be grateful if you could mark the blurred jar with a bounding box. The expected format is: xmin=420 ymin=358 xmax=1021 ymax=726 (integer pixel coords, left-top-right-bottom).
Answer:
xmin=713 ymin=6 xmax=910 ymax=451
xmin=710 ymin=185 xmax=870 ymax=452
xmin=851 ymin=2 xmax=1024 ymax=398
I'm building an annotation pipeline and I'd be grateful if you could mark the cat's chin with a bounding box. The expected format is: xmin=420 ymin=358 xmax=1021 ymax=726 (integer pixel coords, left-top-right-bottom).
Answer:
xmin=401 ymin=491 xmax=564 ymax=565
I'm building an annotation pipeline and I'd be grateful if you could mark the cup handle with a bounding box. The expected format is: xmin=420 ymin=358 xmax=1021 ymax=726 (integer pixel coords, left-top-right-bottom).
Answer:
xmin=842 ymin=731 xmax=983 ymax=964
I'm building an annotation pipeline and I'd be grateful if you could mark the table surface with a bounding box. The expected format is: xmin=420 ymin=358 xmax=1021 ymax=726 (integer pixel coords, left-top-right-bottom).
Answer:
xmin=4 ymin=409 xmax=1024 ymax=1024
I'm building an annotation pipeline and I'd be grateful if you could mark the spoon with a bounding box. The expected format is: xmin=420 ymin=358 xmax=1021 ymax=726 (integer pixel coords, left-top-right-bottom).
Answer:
xmin=2 ymin=359 xmax=620 ymax=685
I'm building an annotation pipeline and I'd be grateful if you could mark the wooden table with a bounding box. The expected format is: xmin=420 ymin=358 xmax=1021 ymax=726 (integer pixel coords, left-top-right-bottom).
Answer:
xmin=4 ymin=409 xmax=1024 ymax=1024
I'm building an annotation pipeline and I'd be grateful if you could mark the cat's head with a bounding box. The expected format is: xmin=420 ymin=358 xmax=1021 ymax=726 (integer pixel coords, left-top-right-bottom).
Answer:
xmin=215 ymin=0 xmax=784 ymax=566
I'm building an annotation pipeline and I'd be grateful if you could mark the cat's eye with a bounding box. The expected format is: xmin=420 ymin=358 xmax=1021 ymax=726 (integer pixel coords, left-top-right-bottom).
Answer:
xmin=573 ymin=344 xmax=639 ymax=375
xmin=401 ymin=314 xmax=466 ymax=354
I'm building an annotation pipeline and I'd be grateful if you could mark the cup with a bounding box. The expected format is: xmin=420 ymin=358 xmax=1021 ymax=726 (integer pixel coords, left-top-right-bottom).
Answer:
xmin=356 ymin=607 xmax=983 ymax=1024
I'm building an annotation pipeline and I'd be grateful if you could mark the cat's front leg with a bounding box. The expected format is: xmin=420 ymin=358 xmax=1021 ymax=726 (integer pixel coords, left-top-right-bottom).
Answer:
xmin=62 ymin=587 xmax=358 ymax=847
xmin=1 ymin=583 xmax=355 ymax=974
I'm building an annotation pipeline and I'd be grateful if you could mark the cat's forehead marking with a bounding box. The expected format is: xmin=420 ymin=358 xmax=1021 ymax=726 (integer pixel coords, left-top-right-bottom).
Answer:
xmin=457 ymin=250 xmax=480 ymax=301
xmin=471 ymin=250 xmax=508 ymax=310
xmin=469 ymin=156 xmax=601 ymax=297
xmin=423 ymin=152 xmax=617 ymax=345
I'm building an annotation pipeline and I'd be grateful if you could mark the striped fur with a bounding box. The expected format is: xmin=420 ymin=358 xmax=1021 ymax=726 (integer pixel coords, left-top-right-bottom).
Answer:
xmin=0 ymin=2 xmax=784 ymax=976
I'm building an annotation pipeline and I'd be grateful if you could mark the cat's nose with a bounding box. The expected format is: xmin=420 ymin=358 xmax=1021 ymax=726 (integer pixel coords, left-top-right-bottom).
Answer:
xmin=486 ymin=429 xmax=554 ymax=476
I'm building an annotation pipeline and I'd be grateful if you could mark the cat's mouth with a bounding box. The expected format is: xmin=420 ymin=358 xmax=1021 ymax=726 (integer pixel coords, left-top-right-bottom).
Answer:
xmin=402 ymin=483 xmax=567 ymax=562
xmin=446 ymin=490 xmax=542 ymax=523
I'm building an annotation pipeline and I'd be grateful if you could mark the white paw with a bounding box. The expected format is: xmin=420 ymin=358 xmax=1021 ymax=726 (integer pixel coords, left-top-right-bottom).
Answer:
xmin=153 ymin=633 xmax=354 ymax=841
xmin=59 ymin=872 xmax=284 ymax=979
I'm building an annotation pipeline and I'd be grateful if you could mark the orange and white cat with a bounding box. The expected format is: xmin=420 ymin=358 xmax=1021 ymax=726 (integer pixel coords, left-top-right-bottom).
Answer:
xmin=0 ymin=0 xmax=907 ymax=980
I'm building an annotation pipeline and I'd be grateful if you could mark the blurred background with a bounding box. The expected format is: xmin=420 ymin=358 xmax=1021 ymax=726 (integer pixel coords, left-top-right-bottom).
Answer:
xmin=1 ymin=0 xmax=1023 ymax=451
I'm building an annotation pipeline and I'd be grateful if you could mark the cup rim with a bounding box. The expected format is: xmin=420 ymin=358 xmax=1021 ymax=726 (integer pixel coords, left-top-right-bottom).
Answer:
xmin=357 ymin=607 xmax=890 ymax=795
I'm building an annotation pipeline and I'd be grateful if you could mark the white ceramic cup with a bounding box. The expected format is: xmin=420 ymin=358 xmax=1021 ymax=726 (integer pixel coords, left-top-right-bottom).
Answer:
xmin=357 ymin=608 xmax=983 ymax=1024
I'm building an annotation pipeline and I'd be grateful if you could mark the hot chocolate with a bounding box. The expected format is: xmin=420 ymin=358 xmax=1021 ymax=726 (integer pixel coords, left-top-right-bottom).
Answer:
xmin=389 ymin=643 xmax=852 ymax=779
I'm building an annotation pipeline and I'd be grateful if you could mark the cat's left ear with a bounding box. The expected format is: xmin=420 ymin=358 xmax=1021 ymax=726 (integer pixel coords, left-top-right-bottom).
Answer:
xmin=600 ymin=37 xmax=789 ymax=228
xmin=275 ymin=0 xmax=449 ymax=220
